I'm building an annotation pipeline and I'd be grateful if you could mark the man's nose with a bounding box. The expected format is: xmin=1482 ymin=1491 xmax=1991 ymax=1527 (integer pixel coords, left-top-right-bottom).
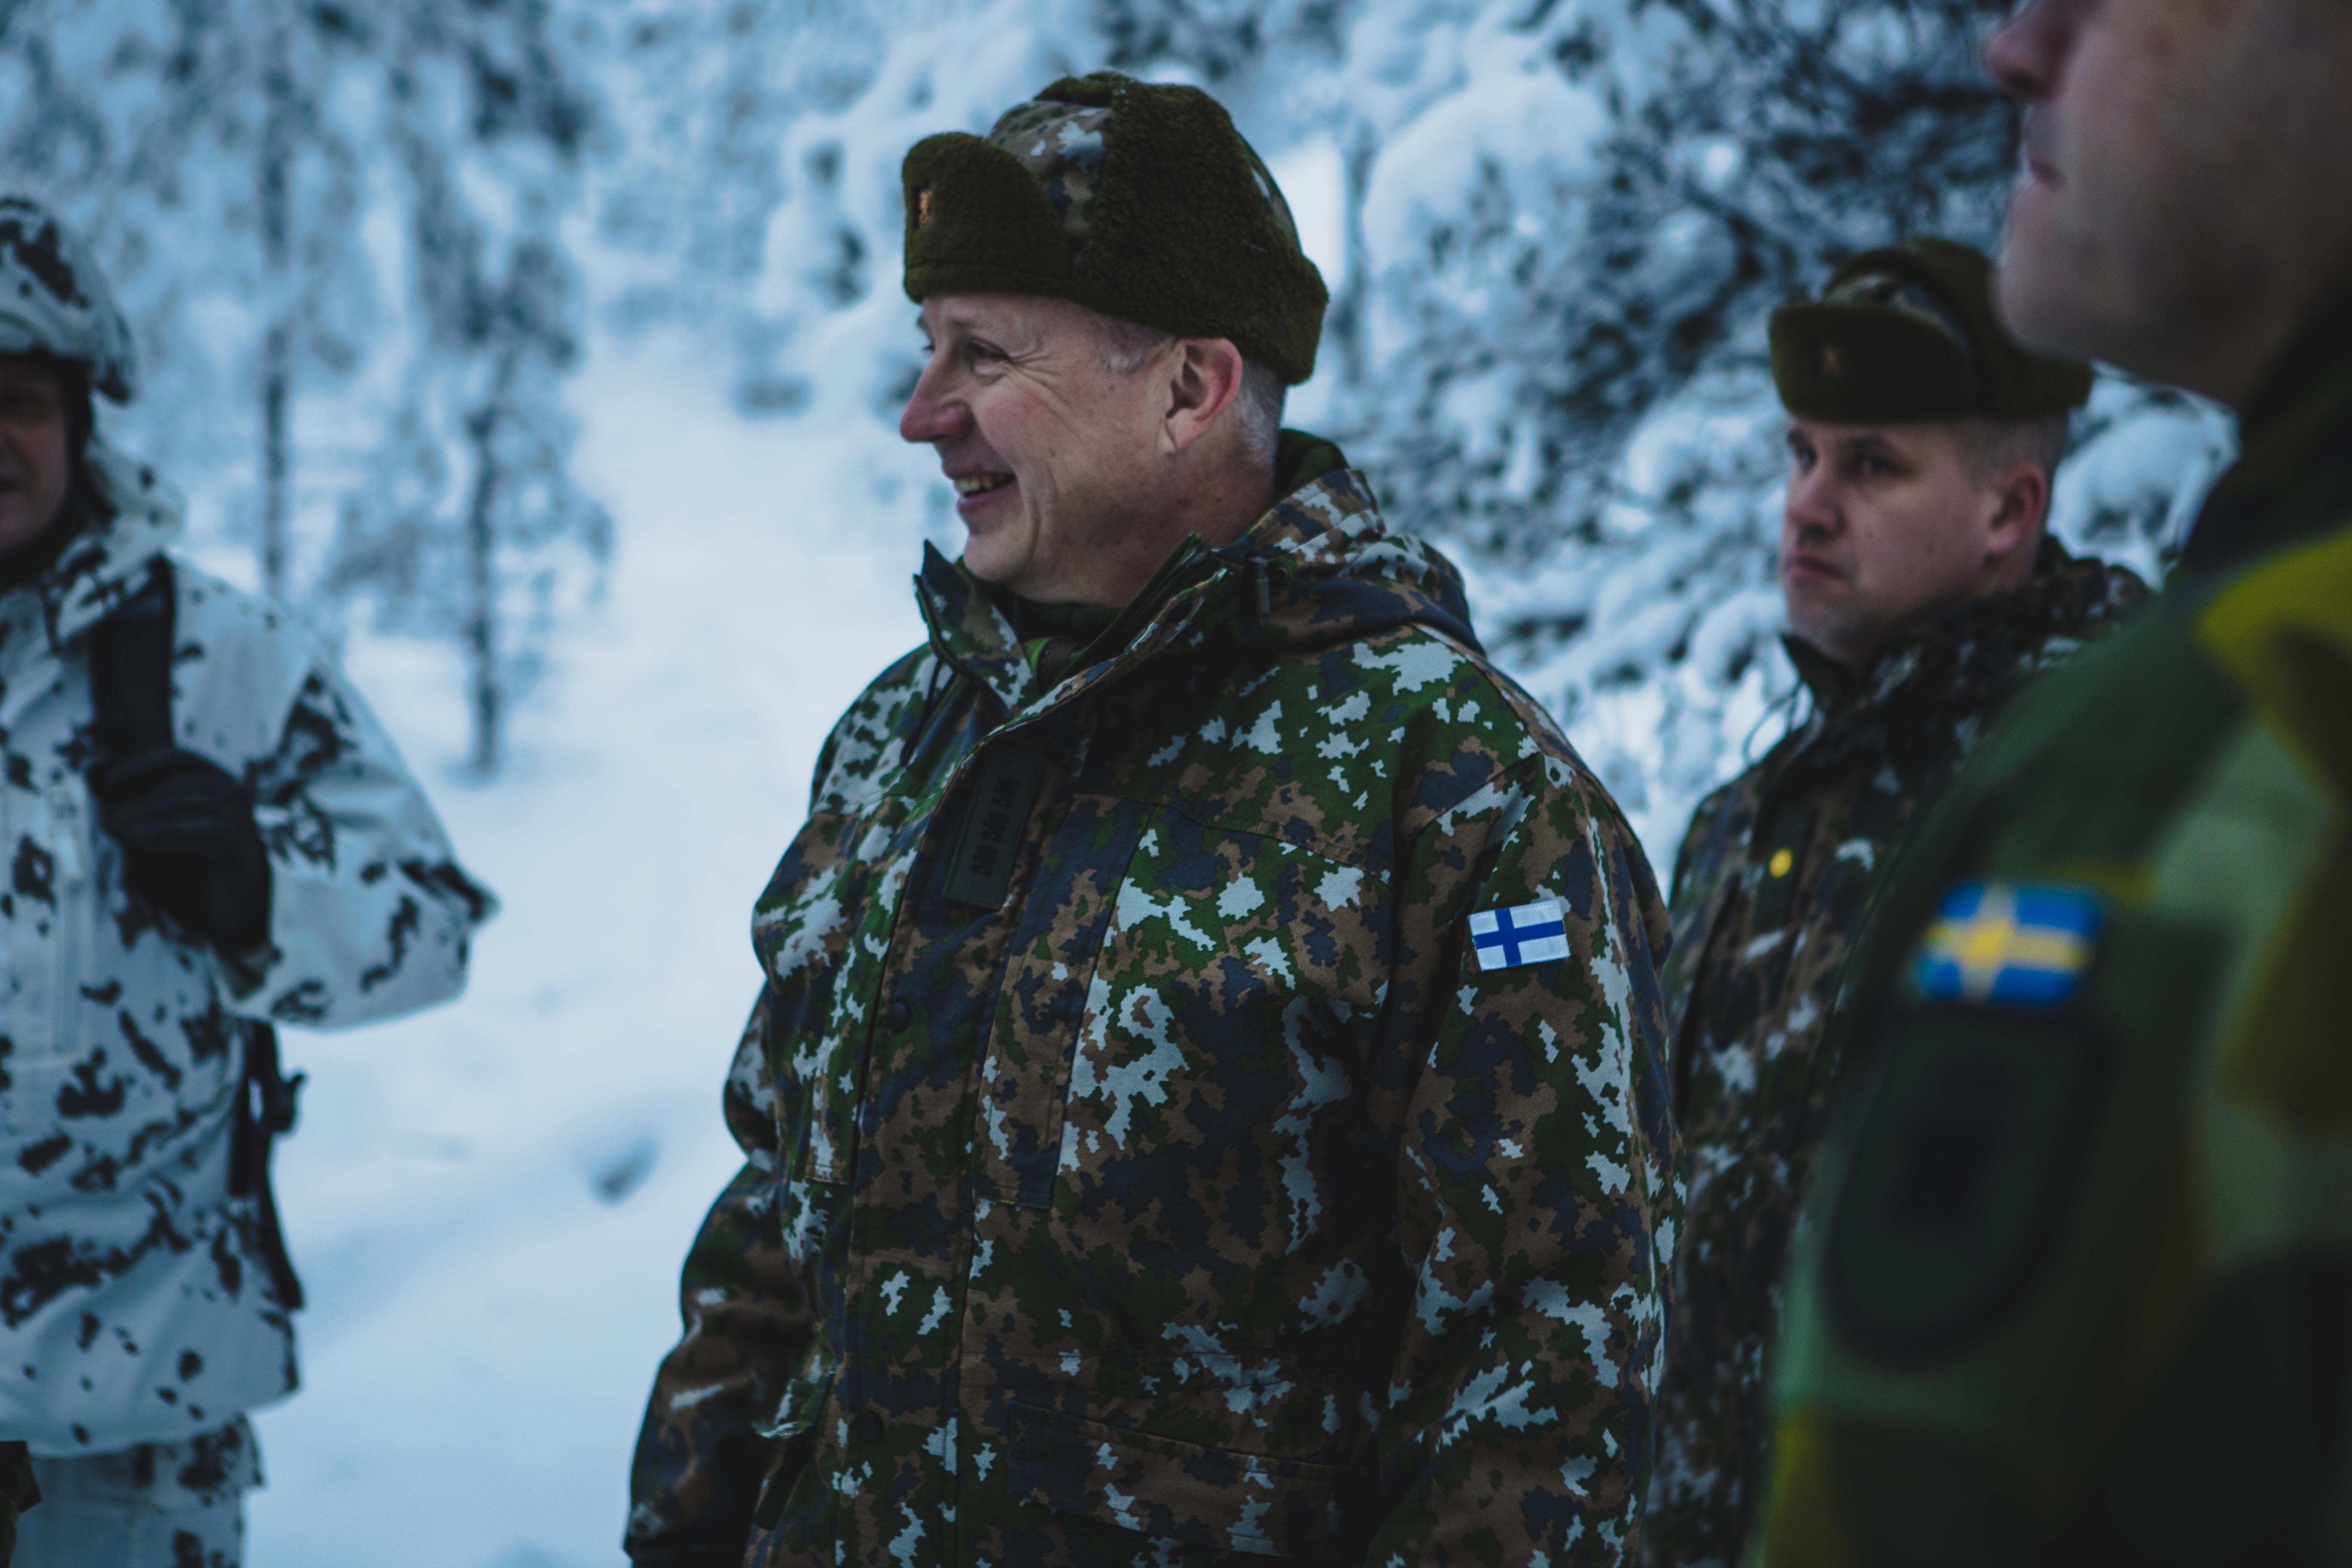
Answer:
xmin=1982 ymin=0 xmax=2064 ymax=106
xmin=898 ymin=362 xmax=968 ymax=445
xmin=1784 ymin=466 xmax=1842 ymax=537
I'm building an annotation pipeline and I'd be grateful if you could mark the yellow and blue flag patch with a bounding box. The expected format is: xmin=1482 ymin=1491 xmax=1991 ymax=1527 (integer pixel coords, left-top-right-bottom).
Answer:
xmin=1910 ymin=881 xmax=2102 ymax=1008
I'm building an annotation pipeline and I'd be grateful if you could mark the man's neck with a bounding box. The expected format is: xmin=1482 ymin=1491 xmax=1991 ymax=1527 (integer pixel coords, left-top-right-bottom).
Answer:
xmin=1058 ymin=462 xmax=1277 ymax=609
xmin=2175 ymin=254 xmax=2352 ymax=413
xmin=1801 ymin=539 xmax=2058 ymax=683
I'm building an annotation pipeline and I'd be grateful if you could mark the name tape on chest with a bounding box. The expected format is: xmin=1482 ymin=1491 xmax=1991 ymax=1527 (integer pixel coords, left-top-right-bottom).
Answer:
xmin=943 ymin=746 xmax=1046 ymax=908
xmin=1910 ymin=879 xmax=2101 ymax=1008
xmin=1470 ymin=898 xmax=1569 ymax=972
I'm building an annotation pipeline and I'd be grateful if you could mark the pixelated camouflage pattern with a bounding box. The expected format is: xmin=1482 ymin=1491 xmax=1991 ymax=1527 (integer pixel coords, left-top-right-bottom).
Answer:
xmin=1643 ymin=542 xmax=2146 ymax=1568
xmin=1753 ymin=290 xmax=2352 ymax=1567
xmin=982 ymin=94 xmax=1301 ymax=260
xmin=631 ymin=453 xmax=1680 ymax=1566
xmin=986 ymin=102 xmax=1115 ymax=244
xmin=0 ymin=443 xmax=494 ymax=1457
xmin=625 ymin=993 xmax=809 ymax=1565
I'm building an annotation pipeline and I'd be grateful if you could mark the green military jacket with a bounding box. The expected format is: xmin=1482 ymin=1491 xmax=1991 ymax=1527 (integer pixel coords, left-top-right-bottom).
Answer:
xmin=1754 ymin=295 xmax=2352 ymax=1566
xmin=1645 ymin=545 xmax=2146 ymax=1568
xmin=628 ymin=447 xmax=1681 ymax=1567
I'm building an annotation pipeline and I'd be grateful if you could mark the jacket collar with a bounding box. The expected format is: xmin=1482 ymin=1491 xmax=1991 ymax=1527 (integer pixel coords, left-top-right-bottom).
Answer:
xmin=913 ymin=443 xmax=1479 ymax=722
xmin=1 ymin=437 xmax=186 ymax=658
xmin=1772 ymin=536 xmax=2147 ymax=778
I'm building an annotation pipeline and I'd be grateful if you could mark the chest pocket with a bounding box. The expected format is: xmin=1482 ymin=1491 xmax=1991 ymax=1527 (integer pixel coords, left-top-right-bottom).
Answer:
xmin=1017 ymin=805 xmax=1389 ymax=1215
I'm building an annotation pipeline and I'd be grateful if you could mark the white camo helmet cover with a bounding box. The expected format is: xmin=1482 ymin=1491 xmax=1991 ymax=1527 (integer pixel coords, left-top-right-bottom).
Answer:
xmin=0 ymin=195 xmax=136 ymax=404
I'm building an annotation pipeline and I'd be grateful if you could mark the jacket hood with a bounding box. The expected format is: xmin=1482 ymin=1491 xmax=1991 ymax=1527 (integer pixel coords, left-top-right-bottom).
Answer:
xmin=915 ymin=453 xmax=1480 ymax=717
xmin=11 ymin=435 xmax=185 ymax=652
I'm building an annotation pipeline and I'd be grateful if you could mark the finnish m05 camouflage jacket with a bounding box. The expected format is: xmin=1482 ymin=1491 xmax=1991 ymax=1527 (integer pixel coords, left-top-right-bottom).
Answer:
xmin=628 ymin=454 xmax=1680 ymax=1567
xmin=1643 ymin=541 xmax=2147 ymax=1568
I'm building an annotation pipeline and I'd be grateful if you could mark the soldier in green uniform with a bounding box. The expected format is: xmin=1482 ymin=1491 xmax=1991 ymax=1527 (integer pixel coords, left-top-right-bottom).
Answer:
xmin=1645 ymin=237 xmax=2145 ymax=1568
xmin=1753 ymin=3 xmax=2352 ymax=1563
xmin=624 ymin=73 xmax=1682 ymax=1567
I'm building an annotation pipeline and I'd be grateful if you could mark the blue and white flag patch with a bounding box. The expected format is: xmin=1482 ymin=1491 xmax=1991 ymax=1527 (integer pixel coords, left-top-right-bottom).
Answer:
xmin=1911 ymin=880 xmax=2102 ymax=1008
xmin=1470 ymin=898 xmax=1570 ymax=972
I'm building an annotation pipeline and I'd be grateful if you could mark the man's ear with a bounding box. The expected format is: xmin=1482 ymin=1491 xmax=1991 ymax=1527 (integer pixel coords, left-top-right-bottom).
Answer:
xmin=1160 ymin=338 xmax=1248 ymax=456
xmin=1983 ymin=460 xmax=2052 ymax=575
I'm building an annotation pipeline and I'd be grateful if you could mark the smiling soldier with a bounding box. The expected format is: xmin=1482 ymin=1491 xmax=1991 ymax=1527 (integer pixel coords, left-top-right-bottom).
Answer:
xmin=1642 ymin=239 xmax=2145 ymax=1567
xmin=624 ymin=71 xmax=1680 ymax=1568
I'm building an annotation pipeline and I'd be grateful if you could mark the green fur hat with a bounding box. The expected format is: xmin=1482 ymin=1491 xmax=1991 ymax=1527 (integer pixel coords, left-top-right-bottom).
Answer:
xmin=1770 ymin=237 xmax=2093 ymax=423
xmin=900 ymin=73 xmax=1328 ymax=385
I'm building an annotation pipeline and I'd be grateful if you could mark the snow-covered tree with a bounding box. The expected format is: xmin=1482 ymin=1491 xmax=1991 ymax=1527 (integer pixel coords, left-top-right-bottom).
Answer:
xmin=0 ymin=0 xmax=609 ymax=775
xmin=324 ymin=0 xmax=609 ymax=776
xmin=1317 ymin=0 xmax=2234 ymax=848
xmin=0 ymin=0 xmax=382 ymax=592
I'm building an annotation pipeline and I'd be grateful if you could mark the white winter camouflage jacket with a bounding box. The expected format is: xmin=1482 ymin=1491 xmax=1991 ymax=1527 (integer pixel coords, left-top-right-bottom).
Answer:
xmin=0 ymin=442 xmax=495 ymax=1455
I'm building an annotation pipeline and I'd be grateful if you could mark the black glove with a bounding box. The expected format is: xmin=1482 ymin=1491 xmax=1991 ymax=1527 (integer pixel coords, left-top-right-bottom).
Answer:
xmin=89 ymin=746 xmax=273 ymax=955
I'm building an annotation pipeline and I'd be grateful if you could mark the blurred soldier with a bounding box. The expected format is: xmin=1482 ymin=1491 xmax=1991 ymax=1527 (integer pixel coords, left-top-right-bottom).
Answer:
xmin=0 ymin=196 xmax=496 ymax=1567
xmin=626 ymin=72 xmax=1680 ymax=1568
xmin=1642 ymin=238 xmax=2143 ymax=1567
xmin=1752 ymin=3 xmax=2352 ymax=1563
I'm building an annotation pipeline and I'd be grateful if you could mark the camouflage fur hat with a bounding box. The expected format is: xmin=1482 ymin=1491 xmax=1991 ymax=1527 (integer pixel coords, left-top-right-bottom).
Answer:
xmin=1770 ymin=237 xmax=2091 ymax=424
xmin=0 ymin=195 xmax=136 ymax=404
xmin=900 ymin=73 xmax=1328 ymax=385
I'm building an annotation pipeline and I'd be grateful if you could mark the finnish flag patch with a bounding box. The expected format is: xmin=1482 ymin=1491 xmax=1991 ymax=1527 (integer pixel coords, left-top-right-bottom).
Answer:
xmin=1470 ymin=898 xmax=1570 ymax=972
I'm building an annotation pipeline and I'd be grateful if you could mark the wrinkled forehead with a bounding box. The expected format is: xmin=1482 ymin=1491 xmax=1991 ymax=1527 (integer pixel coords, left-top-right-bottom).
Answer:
xmin=920 ymin=290 xmax=1104 ymax=346
xmin=1783 ymin=413 xmax=1966 ymax=459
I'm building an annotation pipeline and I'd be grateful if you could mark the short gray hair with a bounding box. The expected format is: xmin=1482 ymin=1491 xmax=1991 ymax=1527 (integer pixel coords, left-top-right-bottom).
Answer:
xmin=1956 ymin=413 xmax=2073 ymax=491
xmin=1095 ymin=316 xmax=1286 ymax=468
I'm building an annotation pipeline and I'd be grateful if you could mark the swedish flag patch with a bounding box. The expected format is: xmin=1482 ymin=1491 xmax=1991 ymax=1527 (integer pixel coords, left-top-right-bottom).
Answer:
xmin=1910 ymin=881 xmax=2102 ymax=1009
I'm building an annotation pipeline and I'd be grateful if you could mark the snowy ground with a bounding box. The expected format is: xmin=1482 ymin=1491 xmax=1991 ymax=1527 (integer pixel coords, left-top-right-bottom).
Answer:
xmin=240 ymin=339 xmax=928 ymax=1567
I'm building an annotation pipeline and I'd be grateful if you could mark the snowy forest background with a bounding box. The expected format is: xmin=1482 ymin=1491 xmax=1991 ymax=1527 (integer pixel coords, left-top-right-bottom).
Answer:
xmin=1 ymin=0 xmax=2235 ymax=1562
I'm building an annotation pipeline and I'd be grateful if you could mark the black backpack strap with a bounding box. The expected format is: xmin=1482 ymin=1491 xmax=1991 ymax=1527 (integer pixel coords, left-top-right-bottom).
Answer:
xmin=89 ymin=557 xmax=175 ymax=760
xmin=89 ymin=558 xmax=306 ymax=1311
xmin=228 ymin=1022 xmax=306 ymax=1310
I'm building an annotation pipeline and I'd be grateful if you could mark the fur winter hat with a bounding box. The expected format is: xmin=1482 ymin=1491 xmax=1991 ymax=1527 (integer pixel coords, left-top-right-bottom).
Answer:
xmin=900 ymin=73 xmax=1328 ymax=385
xmin=1771 ymin=237 xmax=2092 ymax=424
